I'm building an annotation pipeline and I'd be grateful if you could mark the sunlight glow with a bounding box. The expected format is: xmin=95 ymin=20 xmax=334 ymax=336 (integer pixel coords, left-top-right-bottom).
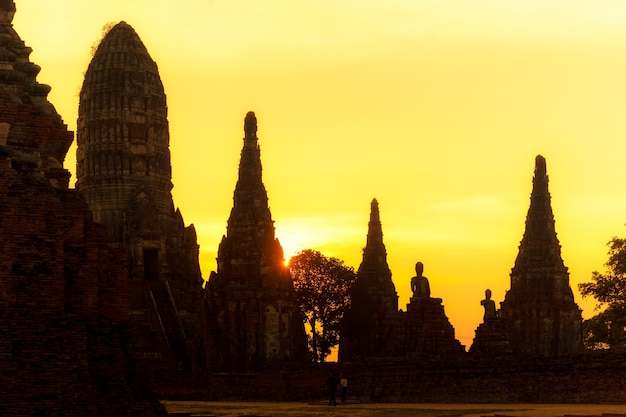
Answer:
xmin=276 ymin=230 xmax=310 ymax=264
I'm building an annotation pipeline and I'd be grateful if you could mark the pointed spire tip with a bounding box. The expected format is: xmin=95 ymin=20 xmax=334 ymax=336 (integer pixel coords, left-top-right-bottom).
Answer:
xmin=244 ymin=111 xmax=257 ymax=138
xmin=535 ymin=154 xmax=547 ymax=177
xmin=369 ymin=198 xmax=380 ymax=222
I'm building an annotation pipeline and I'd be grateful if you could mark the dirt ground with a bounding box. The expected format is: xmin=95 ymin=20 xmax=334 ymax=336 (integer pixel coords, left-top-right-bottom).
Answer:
xmin=162 ymin=400 xmax=626 ymax=417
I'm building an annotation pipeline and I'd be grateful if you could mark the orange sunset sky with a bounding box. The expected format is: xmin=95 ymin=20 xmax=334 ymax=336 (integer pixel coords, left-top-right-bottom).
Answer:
xmin=12 ymin=1 xmax=626 ymax=347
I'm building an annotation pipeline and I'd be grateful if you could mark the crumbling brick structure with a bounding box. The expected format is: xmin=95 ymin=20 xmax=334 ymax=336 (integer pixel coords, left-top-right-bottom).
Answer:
xmin=0 ymin=2 xmax=165 ymax=415
xmin=196 ymin=112 xmax=308 ymax=371
xmin=76 ymin=21 xmax=204 ymax=369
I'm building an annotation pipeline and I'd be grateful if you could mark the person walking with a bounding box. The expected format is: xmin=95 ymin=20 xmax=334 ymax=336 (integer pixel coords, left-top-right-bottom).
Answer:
xmin=340 ymin=374 xmax=348 ymax=403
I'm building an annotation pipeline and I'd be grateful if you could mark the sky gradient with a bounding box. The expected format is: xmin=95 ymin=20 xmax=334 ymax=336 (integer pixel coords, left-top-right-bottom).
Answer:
xmin=13 ymin=1 xmax=626 ymax=347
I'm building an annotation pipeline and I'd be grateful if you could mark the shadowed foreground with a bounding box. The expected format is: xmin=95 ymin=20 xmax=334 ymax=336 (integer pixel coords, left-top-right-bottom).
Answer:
xmin=162 ymin=401 xmax=626 ymax=417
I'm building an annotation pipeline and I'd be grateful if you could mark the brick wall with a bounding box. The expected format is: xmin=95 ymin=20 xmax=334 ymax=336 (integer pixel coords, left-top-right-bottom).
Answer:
xmin=0 ymin=163 xmax=167 ymax=416
xmin=156 ymin=350 xmax=626 ymax=404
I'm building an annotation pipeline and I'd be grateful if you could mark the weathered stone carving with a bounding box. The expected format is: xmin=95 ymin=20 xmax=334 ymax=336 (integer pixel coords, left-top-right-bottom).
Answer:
xmin=0 ymin=3 xmax=165 ymax=415
xmin=196 ymin=112 xmax=307 ymax=371
xmin=76 ymin=21 xmax=203 ymax=368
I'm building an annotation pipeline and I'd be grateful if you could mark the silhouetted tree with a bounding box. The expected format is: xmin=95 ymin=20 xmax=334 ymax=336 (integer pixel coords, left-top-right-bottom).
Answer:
xmin=289 ymin=249 xmax=357 ymax=362
xmin=579 ymin=237 xmax=626 ymax=349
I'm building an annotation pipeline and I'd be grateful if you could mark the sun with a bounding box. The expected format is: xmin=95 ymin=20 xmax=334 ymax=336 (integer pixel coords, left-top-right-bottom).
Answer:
xmin=277 ymin=229 xmax=314 ymax=266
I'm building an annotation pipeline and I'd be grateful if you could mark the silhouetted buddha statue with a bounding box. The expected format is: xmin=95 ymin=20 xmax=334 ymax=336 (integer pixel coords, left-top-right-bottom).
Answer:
xmin=410 ymin=262 xmax=442 ymax=303
xmin=481 ymin=288 xmax=497 ymax=321
xmin=411 ymin=262 xmax=430 ymax=300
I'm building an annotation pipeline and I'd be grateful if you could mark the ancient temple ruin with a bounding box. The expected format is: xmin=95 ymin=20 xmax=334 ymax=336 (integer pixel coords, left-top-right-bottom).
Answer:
xmin=196 ymin=112 xmax=308 ymax=371
xmin=340 ymin=199 xmax=402 ymax=359
xmin=340 ymin=199 xmax=464 ymax=360
xmin=471 ymin=155 xmax=583 ymax=355
xmin=0 ymin=2 xmax=165 ymax=415
xmin=76 ymin=22 xmax=203 ymax=368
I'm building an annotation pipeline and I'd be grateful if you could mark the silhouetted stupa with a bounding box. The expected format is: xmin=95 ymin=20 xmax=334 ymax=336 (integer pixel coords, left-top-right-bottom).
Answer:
xmin=196 ymin=112 xmax=307 ymax=371
xmin=472 ymin=155 xmax=583 ymax=355
xmin=0 ymin=2 xmax=165 ymax=415
xmin=340 ymin=199 xmax=401 ymax=359
xmin=76 ymin=21 xmax=203 ymax=368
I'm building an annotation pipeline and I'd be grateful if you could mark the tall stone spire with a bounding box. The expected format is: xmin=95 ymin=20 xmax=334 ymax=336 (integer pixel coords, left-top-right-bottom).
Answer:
xmin=222 ymin=112 xmax=276 ymax=277
xmin=497 ymin=155 xmax=582 ymax=355
xmin=222 ymin=111 xmax=276 ymax=276
xmin=357 ymin=198 xmax=398 ymax=310
xmin=340 ymin=199 xmax=399 ymax=360
xmin=235 ymin=111 xmax=264 ymax=203
xmin=511 ymin=155 xmax=567 ymax=281
xmin=362 ymin=199 xmax=385 ymax=263
xmin=198 ymin=112 xmax=307 ymax=371
xmin=76 ymin=21 xmax=203 ymax=369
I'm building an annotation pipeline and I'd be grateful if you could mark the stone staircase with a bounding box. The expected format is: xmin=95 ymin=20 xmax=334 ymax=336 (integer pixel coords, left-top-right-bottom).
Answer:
xmin=149 ymin=280 xmax=188 ymax=367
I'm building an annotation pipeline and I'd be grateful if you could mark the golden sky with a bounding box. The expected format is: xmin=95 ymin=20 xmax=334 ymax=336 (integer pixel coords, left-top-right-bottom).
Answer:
xmin=13 ymin=0 xmax=626 ymax=347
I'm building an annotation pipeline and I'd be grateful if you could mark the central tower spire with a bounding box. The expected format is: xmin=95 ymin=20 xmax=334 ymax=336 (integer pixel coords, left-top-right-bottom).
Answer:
xmin=222 ymin=111 xmax=276 ymax=283
xmin=229 ymin=111 xmax=269 ymax=239
xmin=199 ymin=112 xmax=307 ymax=371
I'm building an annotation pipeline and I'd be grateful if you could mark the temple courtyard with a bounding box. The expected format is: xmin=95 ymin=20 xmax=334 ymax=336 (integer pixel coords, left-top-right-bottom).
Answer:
xmin=162 ymin=401 xmax=626 ymax=417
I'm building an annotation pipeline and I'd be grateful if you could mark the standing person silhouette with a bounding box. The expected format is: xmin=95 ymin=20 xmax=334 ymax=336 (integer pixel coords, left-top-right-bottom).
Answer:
xmin=340 ymin=374 xmax=348 ymax=403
